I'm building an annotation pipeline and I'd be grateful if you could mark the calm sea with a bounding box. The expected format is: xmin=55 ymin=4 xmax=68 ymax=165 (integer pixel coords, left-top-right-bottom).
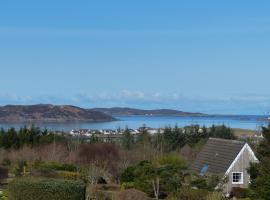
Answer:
xmin=0 ymin=115 xmax=268 ymax=132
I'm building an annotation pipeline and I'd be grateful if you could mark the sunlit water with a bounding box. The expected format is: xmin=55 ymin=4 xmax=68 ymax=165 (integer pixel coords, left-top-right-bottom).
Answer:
xmin=0 ymin=115 xmax=268 ymax=132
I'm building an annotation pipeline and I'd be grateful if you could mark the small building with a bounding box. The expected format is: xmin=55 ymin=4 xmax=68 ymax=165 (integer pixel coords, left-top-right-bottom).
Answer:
xmin=191 ymin=138 xmax=258 ymax=196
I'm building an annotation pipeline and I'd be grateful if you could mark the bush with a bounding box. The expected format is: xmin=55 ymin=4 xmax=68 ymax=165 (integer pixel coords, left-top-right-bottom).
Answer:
xmin=8 ymin=177 xmax=85 ymax=200
xmin=35 ymin=162 xmax=77 ymax=172
xmin=206 ymin=192 xmax=226 ymax=200
xmin=0 ymin=166 xmax=8 ymax=180
xmin=117 ymin=189 xmax=150 ymax=200
xmin=121 ymin=182 xmax=135 ymax=189
xmin=31 ymin=168 xmax=58 ymax=178
xmin=1 ymin=158 xmax=11 ymax=167
xmin=120 ymin=166 xmax=135 ymax=183
xmin=190 ymin=175 xmax=220 ymax=191
xmin=86 ymin=185 xmax=114 ymax=200
xmin=230 ymin=187 xmax=249 ymax=198
xmin=12 ymin=161 xmax=26 ymax=177
xmin=31 ymin=168 xmax=80 ymax=180
xmin=57 ymin=171 xmax=80 ymax=180
xmin=0 ymin=189 xmax=9 ymax=200
xmin=191 ymin=178 xmax=208 ymax=189
xmin=174 ymin=188 xmax=208 ymax=200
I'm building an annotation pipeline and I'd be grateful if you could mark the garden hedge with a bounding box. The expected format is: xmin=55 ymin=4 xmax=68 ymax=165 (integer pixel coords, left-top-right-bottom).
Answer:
xmin=35 ymin=162 xmax=77 ymax=172
xmin=8 ymin=177 xmax=85 ymax=200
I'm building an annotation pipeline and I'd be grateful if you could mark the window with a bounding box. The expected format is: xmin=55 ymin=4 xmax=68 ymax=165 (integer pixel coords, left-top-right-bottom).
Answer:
xmin=232 ymin=172 xmax=243 ymax=184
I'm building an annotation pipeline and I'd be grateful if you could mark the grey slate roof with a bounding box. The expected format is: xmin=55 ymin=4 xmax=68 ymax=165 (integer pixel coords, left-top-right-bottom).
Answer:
xmin=191 ymin=138 xmax=245 ymax=175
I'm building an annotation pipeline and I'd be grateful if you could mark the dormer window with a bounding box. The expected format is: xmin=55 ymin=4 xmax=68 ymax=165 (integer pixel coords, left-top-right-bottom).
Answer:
xmin=232 ymin=172 xmax=243 ymax=184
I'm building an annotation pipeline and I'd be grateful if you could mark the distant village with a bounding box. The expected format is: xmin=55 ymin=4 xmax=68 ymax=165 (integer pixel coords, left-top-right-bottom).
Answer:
xmin=69 ymin=126 xmax=164 ymax=136
xmin=68 ymin=126 xmax=264 ymax=142
xmin=69 ymin=126 xmax=165 ymax=142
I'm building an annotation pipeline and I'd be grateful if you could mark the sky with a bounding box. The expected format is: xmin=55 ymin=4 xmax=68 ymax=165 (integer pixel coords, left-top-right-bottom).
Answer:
xmin=0 ymin=0 xmax=270 ymax=114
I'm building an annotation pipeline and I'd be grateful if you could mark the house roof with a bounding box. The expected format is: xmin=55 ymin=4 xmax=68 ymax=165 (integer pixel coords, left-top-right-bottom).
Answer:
xmin=190 ymin=138 xmax=246 ymax=175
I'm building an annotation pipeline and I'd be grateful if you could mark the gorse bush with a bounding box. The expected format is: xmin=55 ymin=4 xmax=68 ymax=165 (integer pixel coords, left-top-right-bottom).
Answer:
xmin=58 ymin=171 xmax=81 ymax=180
xmin=8 ymin=178 xmax=86 ymax=200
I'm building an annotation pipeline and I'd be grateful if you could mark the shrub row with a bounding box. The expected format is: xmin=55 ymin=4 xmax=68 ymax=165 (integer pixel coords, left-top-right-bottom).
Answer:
xmin=8 ymin=177 xmax=85 ymax=200
xmin=35 ymin=162 xmax=77 ymax=172
xmin=31 ymin=168 xmax=80 ymax=180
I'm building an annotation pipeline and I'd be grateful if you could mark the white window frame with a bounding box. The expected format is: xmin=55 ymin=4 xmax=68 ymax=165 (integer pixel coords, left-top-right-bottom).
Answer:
xmin=232 ymin=172 xmax=244 ymax=184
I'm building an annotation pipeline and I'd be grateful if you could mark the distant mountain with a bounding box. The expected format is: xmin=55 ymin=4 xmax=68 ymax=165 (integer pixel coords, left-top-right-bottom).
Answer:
xmin=0 ymin=104 xmax=114 ymax=122
xmin=91 ymin=107 xmax=206 ymax=116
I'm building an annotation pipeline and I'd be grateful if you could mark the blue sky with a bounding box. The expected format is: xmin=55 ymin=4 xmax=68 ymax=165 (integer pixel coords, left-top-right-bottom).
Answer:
xmin=0 ymin=0 xmax=270 ymax=114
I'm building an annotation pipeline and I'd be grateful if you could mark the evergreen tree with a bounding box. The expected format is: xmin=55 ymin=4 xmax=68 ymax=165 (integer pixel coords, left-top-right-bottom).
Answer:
xmin=249 ymin=124 xmax=270 ymax=200
xmin=163 ymin=126 xmax=186 ymax=151
xmin=122 ymin=128 xmax=134 ymax=150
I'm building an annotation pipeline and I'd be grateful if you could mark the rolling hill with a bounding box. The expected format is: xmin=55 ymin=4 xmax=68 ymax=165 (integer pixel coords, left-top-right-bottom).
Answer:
xmin=91 ymin=107 xmax=206 ymax=116
xmin=0 ymin=104 xmax=114 ymax=122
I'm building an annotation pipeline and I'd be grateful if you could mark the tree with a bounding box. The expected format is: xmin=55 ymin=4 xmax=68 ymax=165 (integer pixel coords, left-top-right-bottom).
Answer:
xmin=151 ymin=130 xmax=166 ymax=155
xmin=248 ymin=125 xmax=270 ymax=200
xmin=76 ymin=143 xmax=120 ymax=184
xmin=163 ymin=126 xmax=186 ymax=151
xmin=0 ymin=126 xmax=66 ymax=150
xmin=137 ymin=128 xmax=152 ymax=160
xmin=184 ymin=125 xmax=208 ymax=146
xmin=122 ymin=128 xmax=134 ymax=150
xmin=209 ymin=124 xmax=236 ymax=140
xmin=120 ymin=154 xmax=186 ymax=199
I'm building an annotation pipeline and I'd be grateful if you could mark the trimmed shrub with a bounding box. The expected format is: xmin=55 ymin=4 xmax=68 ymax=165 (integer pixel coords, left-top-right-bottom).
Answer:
xmin=31 ymin=168 xmax=58 ymax=178
xmin=35 ymin=162 xmax=77 ymax=172
xmin=8 ymin=177 xmax=85 ymax=200
xmin=31 ymin=169 xmax=80 ymax=180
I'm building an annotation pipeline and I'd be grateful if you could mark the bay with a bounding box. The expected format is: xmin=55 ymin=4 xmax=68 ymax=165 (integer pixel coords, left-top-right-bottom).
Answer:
xmin=0 ymin=115 xmax=268 ymax=132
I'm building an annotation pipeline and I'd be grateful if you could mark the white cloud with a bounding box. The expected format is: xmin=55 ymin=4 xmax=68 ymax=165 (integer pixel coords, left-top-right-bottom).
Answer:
xmin=0 ymin=91 xmax=270 ymax=115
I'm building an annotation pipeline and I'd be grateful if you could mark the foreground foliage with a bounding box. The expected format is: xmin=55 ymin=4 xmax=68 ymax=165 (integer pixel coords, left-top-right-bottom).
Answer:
xmin=8 ymin=177 xmax=86 ymax=200
xmin=0 ymin=124 xmax=238 ymax=199
xmin=248 ymin=124 xmax=270 ymax=200
xmin=121 ymin=154 xmax=186 ymax=199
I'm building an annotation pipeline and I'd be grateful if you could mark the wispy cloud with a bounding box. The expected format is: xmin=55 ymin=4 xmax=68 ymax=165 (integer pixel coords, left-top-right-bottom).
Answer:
xmin=0 ymin=93 xmax=32 ymax=104
xmin=0 ymin=91 xmax=269 ymax=115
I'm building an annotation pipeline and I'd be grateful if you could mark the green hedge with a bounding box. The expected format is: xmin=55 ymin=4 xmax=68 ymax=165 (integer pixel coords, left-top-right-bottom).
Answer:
xmin=8 ymin=177 xmax=85 ymax=200
xmin=35 ymin=162 xmax=77 ymax=172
